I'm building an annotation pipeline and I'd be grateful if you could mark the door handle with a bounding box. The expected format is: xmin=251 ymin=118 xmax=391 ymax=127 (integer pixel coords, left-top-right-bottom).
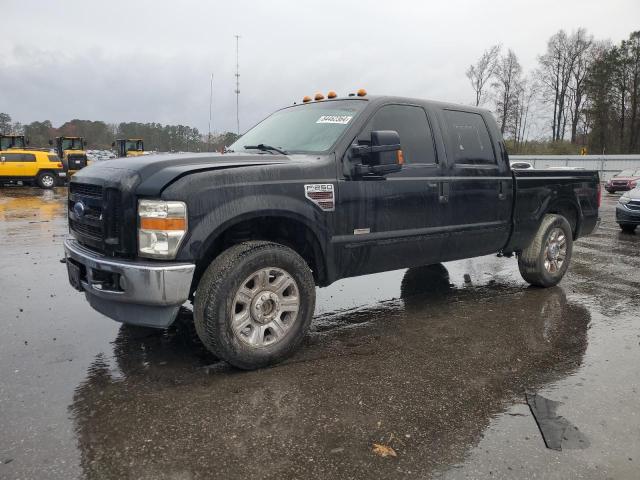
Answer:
xmin=439 ymin=181 xmax=450 ymax=203
xmin=498 ymin=180 xmax=508 ymax=201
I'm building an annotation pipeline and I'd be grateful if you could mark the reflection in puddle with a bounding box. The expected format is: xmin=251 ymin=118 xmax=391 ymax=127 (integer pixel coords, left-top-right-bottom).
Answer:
xmin=69 ymin=265 xmax=590 ymax=479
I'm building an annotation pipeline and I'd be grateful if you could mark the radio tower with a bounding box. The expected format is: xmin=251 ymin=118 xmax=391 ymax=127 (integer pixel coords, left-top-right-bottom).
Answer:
xmin=234 ymin=34 xmax=241 ymax=135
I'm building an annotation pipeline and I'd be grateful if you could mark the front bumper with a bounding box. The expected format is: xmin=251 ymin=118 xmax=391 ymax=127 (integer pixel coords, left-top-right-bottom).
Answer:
xmin=616 ymin=205 xmax=640 ymax=225
xmin=606 ymin=184 xmax=632 ymax=192
xmin=64 ymin=237 xmax=195 ymax=328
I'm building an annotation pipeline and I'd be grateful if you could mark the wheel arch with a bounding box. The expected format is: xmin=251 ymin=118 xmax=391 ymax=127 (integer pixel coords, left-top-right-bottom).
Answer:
xmin=190 ymin=211 xmax=328 ymax=294
xmin=545 ymin=196 xmax=583 ymax=239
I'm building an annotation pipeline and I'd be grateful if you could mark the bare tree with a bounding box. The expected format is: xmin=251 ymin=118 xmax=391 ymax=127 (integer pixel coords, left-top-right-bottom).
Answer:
xmin=567 ymin=32 xmax=594 ymax=143
xmin=493 ymin=49 xmax=522 ymax=135
xmin=466 ymin=44 xmax=501 ymax=107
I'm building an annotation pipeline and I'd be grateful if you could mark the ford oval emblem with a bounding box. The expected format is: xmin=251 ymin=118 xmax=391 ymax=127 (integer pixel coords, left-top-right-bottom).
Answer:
xmin=73 ymin=201 xmax=86 ymax=217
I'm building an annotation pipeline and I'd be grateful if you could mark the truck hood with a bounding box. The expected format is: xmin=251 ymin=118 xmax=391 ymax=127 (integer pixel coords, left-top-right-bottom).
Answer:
xmin=71 ymin=152 xmax=290 ymax=195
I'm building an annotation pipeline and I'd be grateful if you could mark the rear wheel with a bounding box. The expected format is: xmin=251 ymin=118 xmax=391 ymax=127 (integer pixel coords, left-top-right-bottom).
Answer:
xmin=36 ymin=171 xmax=56 ymax=189
xmin=194 ymin=241 xmax=316 ymax=370
xmin=518 ymin=214 xmax=573 ymax=288
xmin=620 ymin=224 xmax=637 ymax=233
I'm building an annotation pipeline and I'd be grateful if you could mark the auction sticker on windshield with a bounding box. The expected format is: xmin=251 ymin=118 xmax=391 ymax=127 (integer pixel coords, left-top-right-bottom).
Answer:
xmin=316 ymin=115 xmax=353 ymax=124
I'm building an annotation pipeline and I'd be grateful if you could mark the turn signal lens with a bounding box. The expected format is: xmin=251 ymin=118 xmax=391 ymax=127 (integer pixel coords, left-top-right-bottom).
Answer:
xmin=314 ymin=92 xmax=325 ymax=101
xmin=357 ymin=88 xmax=367 ymax=97
xmin=396 ymin=150 xmax=404 ymax=165
xmin=140 ymin=217 xmax=186 ymax=231
xmin=327 ymin=90 xmax=337 ymax=99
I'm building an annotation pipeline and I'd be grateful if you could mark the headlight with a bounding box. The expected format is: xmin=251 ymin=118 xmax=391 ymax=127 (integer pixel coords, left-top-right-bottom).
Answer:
xmin=138 ymin=200 xmax=187 ymax=259
xmin=619 ymin=194 xmax=631 ymax=205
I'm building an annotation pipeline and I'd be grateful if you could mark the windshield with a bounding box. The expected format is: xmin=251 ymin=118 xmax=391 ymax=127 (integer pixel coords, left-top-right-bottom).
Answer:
xmin=229 ymin=100 xmax=367 ymax=154
xmin=618 ymin=170 xmax=635 ymax=176
xmin=1 ymin=136 xmax=25 ymax=150
xmin=125 ymin=140 xmax=143 ymax=151
xmin=61 ymin=138 xmax=84 ymax=150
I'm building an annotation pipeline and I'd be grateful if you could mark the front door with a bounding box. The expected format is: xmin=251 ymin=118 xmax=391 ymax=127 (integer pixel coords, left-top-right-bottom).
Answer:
xmin=334 ymin=104 xmax=446 ymax=278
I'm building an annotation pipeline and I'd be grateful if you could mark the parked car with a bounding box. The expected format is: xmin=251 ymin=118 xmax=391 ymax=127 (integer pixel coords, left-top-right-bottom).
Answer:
xmin=510 ymin=161 xmax=533 ymax=170
xmin=616 ymin=186 xmax=640 ymax=232
xmin=605 ymin=169 xmax=640 ymax=193
xmin=63 ymin=92 xmax=601 ymax=369
xmin=0 ymin=149 xmax=66 ymax=188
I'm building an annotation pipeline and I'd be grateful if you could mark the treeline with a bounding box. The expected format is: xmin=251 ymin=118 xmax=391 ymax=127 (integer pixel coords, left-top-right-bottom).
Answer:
xmin=0 ymin=114 xmax=239 ymax=152
xmin=468 ymin=29 xmax=640 ymax=154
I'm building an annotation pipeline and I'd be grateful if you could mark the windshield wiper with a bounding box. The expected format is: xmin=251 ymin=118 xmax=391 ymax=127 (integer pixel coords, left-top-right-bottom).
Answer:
xmin=244 ymin=144 xmax=288 ymax=155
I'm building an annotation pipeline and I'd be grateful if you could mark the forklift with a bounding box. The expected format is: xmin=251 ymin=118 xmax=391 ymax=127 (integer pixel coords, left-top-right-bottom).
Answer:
xmin=49 ymin=136 xmax=89 ymax=175
xmin=112 ymin=138 xmax=145 ymax=157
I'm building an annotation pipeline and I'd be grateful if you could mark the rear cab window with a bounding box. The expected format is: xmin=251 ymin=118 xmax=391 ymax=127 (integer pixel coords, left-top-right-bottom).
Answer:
xmin=443 ymin=110 xmax=496 ymax=166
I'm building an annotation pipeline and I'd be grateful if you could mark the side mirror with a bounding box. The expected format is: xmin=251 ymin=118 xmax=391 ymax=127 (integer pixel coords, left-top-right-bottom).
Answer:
xmin=25 ymin=138 xmax=30 ymax=146
xmin=111 ymin=142 xmax=116 ymax=148
xmin=48 ymin=139 xmax=53 ymax=146
xmin=351 ymin=130 xmax=403 ymax=176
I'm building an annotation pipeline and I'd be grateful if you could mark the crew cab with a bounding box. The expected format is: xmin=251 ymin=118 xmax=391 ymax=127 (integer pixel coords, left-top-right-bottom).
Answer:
xmin=63 ymin=92 xmax=600 ymax=369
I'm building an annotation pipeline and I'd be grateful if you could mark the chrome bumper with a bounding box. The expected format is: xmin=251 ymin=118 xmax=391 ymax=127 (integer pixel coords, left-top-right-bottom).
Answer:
xmin=64 ymin=238 xmax=195 ymax=328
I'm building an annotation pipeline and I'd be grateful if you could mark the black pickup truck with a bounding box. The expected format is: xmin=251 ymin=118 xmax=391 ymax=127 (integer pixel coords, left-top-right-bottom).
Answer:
xmin=64 ymin=93 xmax=600 ymax=369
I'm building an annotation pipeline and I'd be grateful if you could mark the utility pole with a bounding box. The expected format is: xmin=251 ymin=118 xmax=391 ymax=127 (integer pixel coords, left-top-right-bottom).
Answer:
xmin=208 ymin=73 xmax=213 ymax=152
xmin=234 ymin=34 xmax=241 ymax=135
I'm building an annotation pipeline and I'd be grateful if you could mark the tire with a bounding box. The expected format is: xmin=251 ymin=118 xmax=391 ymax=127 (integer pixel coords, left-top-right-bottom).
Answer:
xmin=620 ymin=224 xmax=637 ymax=233
xmin=36 ymin=171 xmax=56 ymax=189
xmin=518 ymin=214 xmax=573 ymax=288
xmin=194 ymin=241 xmax=316 ymax=370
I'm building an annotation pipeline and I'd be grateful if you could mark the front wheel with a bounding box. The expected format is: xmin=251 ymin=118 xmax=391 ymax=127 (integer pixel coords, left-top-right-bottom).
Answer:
xmin=518 ymin=214 xmax=573 ymax=288
xmin=36 ymin=171 xmax=56 ymax=189
xmin=620 ymin=224 xmax=637 ymax=233
xmin=194 ymin=241 xmax=316 ymax=370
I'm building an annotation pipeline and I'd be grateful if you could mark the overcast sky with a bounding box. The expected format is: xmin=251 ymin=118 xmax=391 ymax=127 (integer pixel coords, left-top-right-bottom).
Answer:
xmin=1 ymin=0 xmax=638 ymax=136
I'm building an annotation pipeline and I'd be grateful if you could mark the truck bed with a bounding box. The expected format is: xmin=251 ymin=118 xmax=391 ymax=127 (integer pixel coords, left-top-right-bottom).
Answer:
xmin=505 ymin=169 xmax=600 ymax=253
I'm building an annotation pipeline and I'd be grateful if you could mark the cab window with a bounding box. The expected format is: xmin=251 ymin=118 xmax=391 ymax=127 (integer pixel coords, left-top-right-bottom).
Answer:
xmin=1 ymin=153 xmax=36 ymax=162
xmin=358 ymin=105 xmax=437 ymax=165
xmin=443 ymin=110 xmax=496 ymax=165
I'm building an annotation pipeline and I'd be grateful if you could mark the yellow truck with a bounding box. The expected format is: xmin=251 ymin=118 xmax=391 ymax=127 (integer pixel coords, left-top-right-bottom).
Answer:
xmin=50 ymin=136 xmax=89 ymax=175
xmin=113 ymin=138 xmax=145 ymax=157
xmin=0 ymin=134 xmax=66 ymax=189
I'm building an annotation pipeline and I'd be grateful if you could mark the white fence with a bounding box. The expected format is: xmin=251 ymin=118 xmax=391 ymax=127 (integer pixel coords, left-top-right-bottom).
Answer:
xmin=509 ymin=155 xmax=640 ymax=182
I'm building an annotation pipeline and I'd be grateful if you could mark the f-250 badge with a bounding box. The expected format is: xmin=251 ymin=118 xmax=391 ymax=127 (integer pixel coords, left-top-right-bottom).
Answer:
xmin=304 ymin=184 xmax=335 ymax=212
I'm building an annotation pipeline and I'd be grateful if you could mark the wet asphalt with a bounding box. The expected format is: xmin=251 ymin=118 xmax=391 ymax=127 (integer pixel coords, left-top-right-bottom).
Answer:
xmin=0 ymin=187 xmax=639 ymax=480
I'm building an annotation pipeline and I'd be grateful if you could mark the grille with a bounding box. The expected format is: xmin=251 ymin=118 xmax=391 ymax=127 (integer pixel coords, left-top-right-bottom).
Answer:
xmin=70 ymin=182 xmax=102 ymax=198
xmin=69 ymin=218 xmax=102 ymax=239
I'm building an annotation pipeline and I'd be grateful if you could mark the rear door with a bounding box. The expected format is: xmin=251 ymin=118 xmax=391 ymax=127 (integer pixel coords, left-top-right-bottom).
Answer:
xmin=335 ymin=103 xmax=446 ymax=277
xmin=437 ymin=109 xmax=513 ymax=258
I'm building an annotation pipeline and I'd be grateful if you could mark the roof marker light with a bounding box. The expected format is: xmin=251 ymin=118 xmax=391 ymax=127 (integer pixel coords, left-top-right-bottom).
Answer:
xmin=303 ymin=95 xmax=312 ymax=103
xmin=357 ymin=88 xmax=367 ymax=97
xmin=314 ymin=92 xmax=325 ymax=101
xmin=327 ymin=90 xmax=337 ymax=99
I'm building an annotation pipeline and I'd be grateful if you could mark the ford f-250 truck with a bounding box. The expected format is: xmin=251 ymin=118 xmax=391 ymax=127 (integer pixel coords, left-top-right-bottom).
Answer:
xmin=63 ymin=92 xmax=601 ymax=369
